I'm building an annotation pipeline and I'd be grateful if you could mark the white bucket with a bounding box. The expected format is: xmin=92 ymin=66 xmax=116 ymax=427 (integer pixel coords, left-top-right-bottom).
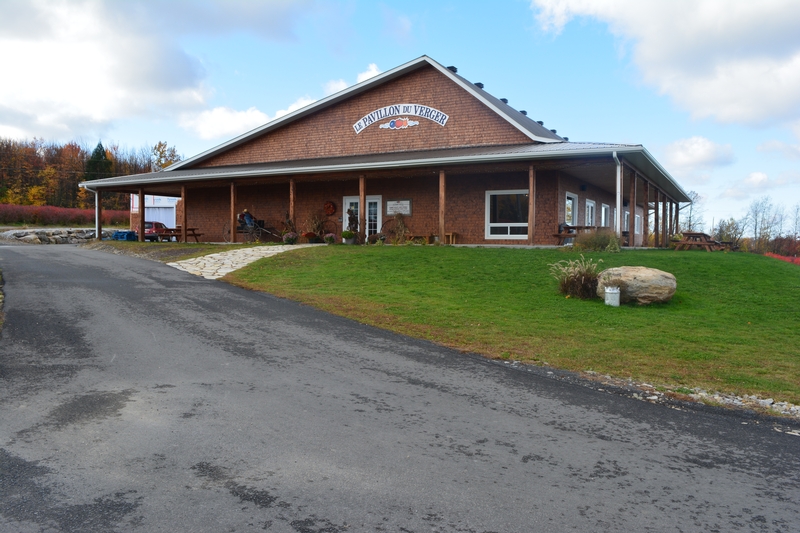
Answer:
xmin=604 ymin=286 xmax=620 ymax=307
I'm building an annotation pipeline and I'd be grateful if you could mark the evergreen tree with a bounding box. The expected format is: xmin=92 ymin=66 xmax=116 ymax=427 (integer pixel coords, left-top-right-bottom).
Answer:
xmin=84 ymin=141 xmax=112 ymax=181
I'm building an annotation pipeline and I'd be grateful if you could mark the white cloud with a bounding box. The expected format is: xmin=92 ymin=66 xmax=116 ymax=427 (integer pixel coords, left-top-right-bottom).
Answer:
xmin=180 ymin=107 xmax=269 ymax=140
xmin=757 ymin=140 xmax=800 ymax=159
xmin=0 ymin=0 xmax=309 ymax=142
xmin=721 ymin=170 xmax=797 ymax=198
xmin=531 ymin=0 xmax=800 ymax=127
xmin=324 ymin=79 xmax=349 ymax=96
xmin=357 ymin=64 xmax=382 ymax=83
xmin=181 ymin=96 xmax=317 ymax=140
xmin=274 ymin=96 xmax=317 ymax=119
xmin=664 ymin=136 xmax=734 ymax=169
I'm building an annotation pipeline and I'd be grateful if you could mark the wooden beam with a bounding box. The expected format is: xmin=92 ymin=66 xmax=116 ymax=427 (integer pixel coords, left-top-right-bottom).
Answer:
xmin=95 ymin=190 xmax=103 ymax=241
xmin=628 ymin=168 xmax=637 ymax=246
xmin=668 ymin=200 xmax=674 ymax=241
xmin=181 ymin=185 xmax=187 ymax=243
xmin=527 ymin=165 xmax=536 ymax=245
xmin=230 ymin=182 xmax=237 ymax=243
xmin=138 ymin=188 xmax=145 ymax=242
xmin=674 ymin=200 xmax=680 ymax=235
xmin=289 ymin=177 xmax=296 ymax=229
xmin=439 ymin=170 xmax=446 ymax=243
xmin=654 ymin=189 xmax=660 ymax=248
xmin=359 ymin=175 xmax=366 ymax=244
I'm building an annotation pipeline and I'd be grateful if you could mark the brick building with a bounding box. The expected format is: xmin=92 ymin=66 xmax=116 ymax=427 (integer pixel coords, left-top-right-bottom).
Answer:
xmin=81 ymin=55 xmax=689 ymax=246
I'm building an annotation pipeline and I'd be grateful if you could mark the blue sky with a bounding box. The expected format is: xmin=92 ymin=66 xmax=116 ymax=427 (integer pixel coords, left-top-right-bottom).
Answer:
xmin=2 ymin=0 xmax=799 ymax=229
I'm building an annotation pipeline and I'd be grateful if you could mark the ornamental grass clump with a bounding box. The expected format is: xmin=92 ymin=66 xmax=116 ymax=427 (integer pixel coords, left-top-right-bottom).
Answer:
xmin=573 ymin=229 xmax=620 ymax=252
xmin=548 ymin=255 xmax=604 ymax=299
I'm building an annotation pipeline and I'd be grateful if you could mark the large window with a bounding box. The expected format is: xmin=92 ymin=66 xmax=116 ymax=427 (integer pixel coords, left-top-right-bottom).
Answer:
xmin=585 ymin=200 xmax=596 ymax=226
xmin=635 ymin=214 xmax=642 ymax=234
xmin=485 ymin=190 xmax=529 ymax=239
xmin=565 ymin=192 xmax=578 ymax=225
xmin=601 ymin=204 xmax=610 ymax=227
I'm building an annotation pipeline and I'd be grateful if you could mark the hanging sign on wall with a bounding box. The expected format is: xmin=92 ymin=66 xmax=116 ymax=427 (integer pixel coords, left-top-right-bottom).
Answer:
xmin=353 ymin=104 xmax=449 ymax=134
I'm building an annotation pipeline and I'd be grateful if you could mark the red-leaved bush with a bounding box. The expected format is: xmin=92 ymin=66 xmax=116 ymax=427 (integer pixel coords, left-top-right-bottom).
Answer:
xmin=0 ymin=204 xmax=129 ymax=226
xmin=765 ymin=252 xmax=800 ymax=265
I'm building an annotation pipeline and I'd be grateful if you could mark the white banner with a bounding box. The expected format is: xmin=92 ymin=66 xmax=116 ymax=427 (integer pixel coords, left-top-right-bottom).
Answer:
xmin=353 ymin=103 xmax=449 ymax=134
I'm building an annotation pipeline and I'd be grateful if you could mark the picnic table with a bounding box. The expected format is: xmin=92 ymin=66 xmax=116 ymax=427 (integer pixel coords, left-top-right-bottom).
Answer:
xmin=673 ymin=231 xmax=718 ymax=252
xmin=157 ymin=227 xmax=204 ymax=243
xmin=552 ymin=225 xmax=597 ymax=245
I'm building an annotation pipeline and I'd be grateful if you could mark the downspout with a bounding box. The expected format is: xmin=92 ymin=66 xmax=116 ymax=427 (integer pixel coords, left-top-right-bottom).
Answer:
xmin=612 ymin=151 xmax=622 ymax=237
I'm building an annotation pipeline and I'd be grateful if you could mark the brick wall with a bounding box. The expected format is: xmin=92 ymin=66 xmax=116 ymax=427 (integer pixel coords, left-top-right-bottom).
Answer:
xmin=193 ymin=66 xmax=532 ymax=168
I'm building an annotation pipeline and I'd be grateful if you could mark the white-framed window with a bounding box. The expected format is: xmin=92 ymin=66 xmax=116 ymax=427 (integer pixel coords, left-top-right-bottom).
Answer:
xmin=343 ymin=195 xmax=382 ymax=236
xmin=613 ymin=208 xmax=617 ymax=231
xmin=565 ymin=192 xmax=578 ymax=226
xmin=624 ymin=210 xmax=630 ymax=231
xmin=601 ymin=204 xmax=610 ymax=227
xmin=635 ymin=214 xmax=642 ymax=234
xmin=485 ymin=190 xmax=529 ymax=239
xmin=585 ymin=200 xmax=596 ymax=226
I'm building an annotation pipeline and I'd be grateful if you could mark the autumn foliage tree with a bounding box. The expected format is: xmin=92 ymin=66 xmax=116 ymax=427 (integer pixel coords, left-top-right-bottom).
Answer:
xmin=0 ymin=137 xmax=180 ymax=211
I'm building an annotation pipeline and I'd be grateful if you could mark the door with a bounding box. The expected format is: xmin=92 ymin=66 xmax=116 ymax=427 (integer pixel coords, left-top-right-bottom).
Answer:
xmin=343 ymin=196 xmax=382 ymax=236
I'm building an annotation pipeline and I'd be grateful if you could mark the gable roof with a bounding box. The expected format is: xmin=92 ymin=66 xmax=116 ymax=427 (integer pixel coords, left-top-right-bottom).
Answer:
xmin=170 ymin=55 xmax=563 ymax=171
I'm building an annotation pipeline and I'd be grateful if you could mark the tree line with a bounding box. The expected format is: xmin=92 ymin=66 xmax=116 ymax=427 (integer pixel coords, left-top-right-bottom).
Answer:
xmin=679 ymin=191 xmax=799 ymax=256
xmin=0 ymin=138 xmax=180 ymax=211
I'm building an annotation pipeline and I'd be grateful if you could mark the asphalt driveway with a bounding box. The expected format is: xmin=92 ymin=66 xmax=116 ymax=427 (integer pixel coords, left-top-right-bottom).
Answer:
xmin=1 ymin=244 xmax=798 ymax=532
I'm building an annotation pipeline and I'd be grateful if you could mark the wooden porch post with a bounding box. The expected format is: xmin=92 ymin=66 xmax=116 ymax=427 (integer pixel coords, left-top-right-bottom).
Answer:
xmin=95 ymin=190 xmax=103 ymax=241
xmin=289 ymin=178 xmax=296 ymax=229
xmin=527 ymin=165 xmax=536 ymax=246
xmin=661 ymin=194 xmax=668 ymax=247
xmin=668 ymin=200 xmax=674 ymax=242
xmin=230 ymin=182 xmax=237 ymax=243
xmin=654 ymin=189 xmax=661 ymax=248
xmin=439 ymin=170 xmax=446 ymax=243
xmin=138 ymin=188 xmax=145 ymax=242
xmin=628 ymin=168 xmax=637 ymax=246
xmin=359 ymin=175 xmax=366 ymax=244
xmin=674 ymin=200 xmax=680 ymax=235
xmin=642 ymin=180 xmax=650 ymax=247
xmin=180 ymin=185 xmax=187 ymax=243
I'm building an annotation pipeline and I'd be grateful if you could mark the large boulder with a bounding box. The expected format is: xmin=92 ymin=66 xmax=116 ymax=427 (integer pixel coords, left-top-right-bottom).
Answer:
xmin=597 ymin=266 xmax=676 ymax=305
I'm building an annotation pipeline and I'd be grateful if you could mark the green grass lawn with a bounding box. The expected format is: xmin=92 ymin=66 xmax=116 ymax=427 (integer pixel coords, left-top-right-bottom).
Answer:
xmin=226 ymin=246 xmax=800 ymax=404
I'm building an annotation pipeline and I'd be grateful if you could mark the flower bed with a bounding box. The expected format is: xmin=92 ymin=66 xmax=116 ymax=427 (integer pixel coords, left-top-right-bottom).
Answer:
xmin=765 ymin=252 xmax=800 ymax=265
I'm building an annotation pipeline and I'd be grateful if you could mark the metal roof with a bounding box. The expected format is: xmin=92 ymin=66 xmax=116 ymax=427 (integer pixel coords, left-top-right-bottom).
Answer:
xmin=81 ymin=142 xmax=690 ymax=202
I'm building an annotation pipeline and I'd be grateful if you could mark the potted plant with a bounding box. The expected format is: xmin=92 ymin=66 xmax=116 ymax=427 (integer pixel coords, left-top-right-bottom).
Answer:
xmin=282 ymin=231 xmax=298 ymax=244
xmin=341 ymin=230 xmax=356 ymax=244
xmin=324 ymin=233 xmax=336 ymax=244
xmin=302 ymin=231 xmax=322 ymax=243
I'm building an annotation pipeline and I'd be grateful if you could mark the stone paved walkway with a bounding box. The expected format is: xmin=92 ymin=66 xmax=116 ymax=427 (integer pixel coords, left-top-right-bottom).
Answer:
xmin=166 ymin=244 xmax=321 ymax=279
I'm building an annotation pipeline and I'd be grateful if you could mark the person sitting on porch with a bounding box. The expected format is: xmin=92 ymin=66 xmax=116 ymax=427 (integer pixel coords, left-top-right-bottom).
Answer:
xmin=239 ymin=209 xmax=256 ymax=227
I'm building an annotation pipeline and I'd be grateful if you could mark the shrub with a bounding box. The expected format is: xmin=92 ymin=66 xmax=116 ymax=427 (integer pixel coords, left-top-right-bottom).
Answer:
xmin=573 ymin=229 xmax=620 ymax=252
xmin=0 ymin=203 xmax=129 ymax=226
xmin=340 ymin=230 xmax=355 ymax=239
xmin=548 ymin=255 xmax=604 ymax=299
xmin=324 ymin=233 xmax=336 ymax=244
xmin=282 ymin=232 xmax=298 ymax=244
